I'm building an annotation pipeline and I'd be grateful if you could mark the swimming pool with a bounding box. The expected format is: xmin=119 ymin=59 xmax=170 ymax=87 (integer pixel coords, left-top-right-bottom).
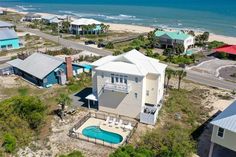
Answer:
xmin=82 ymin=126 xmax=123 ymax=144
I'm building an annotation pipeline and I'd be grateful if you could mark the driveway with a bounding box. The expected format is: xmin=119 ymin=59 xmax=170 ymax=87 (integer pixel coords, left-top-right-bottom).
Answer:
xmin=189 ymin=58 xmax=236 ymax=77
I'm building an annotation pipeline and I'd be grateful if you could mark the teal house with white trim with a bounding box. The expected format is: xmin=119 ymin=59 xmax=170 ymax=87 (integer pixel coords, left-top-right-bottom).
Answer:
xmin=0 ymin=28 xmax=20 ymax=50
xmin=0 ymin=21 xmax=20 ymax=51
xmin=155 ymin=30 xmax=195 ymax=52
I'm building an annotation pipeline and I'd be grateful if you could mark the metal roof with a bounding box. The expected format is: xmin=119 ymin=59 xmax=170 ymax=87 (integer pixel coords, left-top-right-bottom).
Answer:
xmin=0 ymin=21 xmax=14 ymax=28
xmin=0 ymin=28 xmax=18 ymax=40
xmin=155 ymin=30 xmax=192 ymax=40
xmin=7 ymin=58 xmax=23 ymax=67
xmin=9 ymin=53 xmax=64 ymax=79
xmin=211 ymin=100 xmax=236 ymax=133
xmin=92 ymin=49 xmax=167 ymax=76
xmin=71 ymin=18 xmax=101 ymax=26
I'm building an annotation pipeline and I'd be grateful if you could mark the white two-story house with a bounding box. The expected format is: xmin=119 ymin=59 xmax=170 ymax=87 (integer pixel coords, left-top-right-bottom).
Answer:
xmin=86 ymin=49 xmax=167 ymax=125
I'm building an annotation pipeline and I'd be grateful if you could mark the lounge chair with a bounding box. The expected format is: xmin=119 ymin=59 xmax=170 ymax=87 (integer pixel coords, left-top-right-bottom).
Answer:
xmin=108 ymin=117 xmax=113 ymax=124
xmin=115 ymin=119 xmax=119 ymax=125
xmin=109 ymin=118 xmax=116 ymax=127
xmin=117 ymin=119 xmax=123 ymax=128
xmin=103 ymin=116 xmax=110 ymax=125
xmin=124 ymin=122 xmax=133 ymax=131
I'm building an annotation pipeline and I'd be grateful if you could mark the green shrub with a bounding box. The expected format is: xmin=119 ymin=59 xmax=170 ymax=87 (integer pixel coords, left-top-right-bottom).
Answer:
xmin=139 ymin=125 xmax=195 ymax=157
xmin=110 ymin=145 xmax=154 ymax=157
xmin=18 ymin=87 xmax=29 ymax=96
xmin=217 ymin=52 xmax=229 ymax=59
xmin=59 ymin=151 xmax=84 ymax=157
xmin=113 ymin=50 xmax=122 ymax=56
xmin=3 ymin=134 xmax=16 ymax=153
xmin=123 ymin=46 xmax=133 ymax=52
xmin=105 ymin=42 xmax=114 ymax=49
xmin=11 ymin=96 xmax=46 ymax=129
xmin=208 ymin=40 xmax=225 ymax=49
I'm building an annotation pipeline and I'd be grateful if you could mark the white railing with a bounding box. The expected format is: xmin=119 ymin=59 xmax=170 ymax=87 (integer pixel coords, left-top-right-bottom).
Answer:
xmin=140 ymin=105 xmax=160 ymax=125
xmin=104 ymin=82 xmax=132 ymax=93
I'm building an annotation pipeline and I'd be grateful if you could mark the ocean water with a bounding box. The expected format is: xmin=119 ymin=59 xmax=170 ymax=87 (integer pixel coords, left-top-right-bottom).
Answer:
xmin=1 ymin=0 xmax=236 ymax=37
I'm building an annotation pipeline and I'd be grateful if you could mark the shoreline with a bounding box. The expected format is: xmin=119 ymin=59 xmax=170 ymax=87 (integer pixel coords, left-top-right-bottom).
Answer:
xmin=1 ymin=6 xmax=236 ymax=45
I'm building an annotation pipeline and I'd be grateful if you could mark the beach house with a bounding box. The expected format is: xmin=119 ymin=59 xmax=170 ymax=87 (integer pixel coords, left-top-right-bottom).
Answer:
xmin=155 ymin=30 xmax=195 ymax=52
xmin=22 ymin=13 xmax=42 ymax=22
xmin=86 ymin=49 xmax=167 ymax=125
xmin=70 ymin=18 xmax=102 ymax=35
xmin=8 ymin=53 xmax=85 ymax=88
xmin=209 ymin=100 xmax=236 ymax=157
xmin=0 ymin=28 xmax=20 ymax=51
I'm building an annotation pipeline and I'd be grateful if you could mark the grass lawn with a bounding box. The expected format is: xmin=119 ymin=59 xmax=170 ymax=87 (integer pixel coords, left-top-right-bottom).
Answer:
xmin=0 ymin=12 xmax=23 ymax=22
xmin=161 ymin=89 xmax=211 ymax=130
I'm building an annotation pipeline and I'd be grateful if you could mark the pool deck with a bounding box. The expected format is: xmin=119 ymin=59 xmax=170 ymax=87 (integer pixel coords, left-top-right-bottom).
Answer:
xmin=75 ymin=117 xmax=131 ymax=148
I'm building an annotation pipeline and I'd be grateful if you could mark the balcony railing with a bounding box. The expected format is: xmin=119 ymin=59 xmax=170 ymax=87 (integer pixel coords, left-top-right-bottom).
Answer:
xmin=140 ymin=104 xmax=162 ymax=125
xmin=104 ymin=82 xmax=132 ymax=93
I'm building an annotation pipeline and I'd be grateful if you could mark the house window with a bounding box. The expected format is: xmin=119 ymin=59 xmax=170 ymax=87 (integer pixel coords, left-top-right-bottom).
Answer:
xmin=101 ymin=72 xmax=104 ymax=78
xmin=135 ymin=77 xmax=138 ymax=83
xmin=111 ymin=74 xmax=114 ymax=83
xmin=1 ymin=45 xmax=6 ymax=49
xmin=7 ymin=44 xmax=13 ymax=49
xmin=135 ymin=93 xmax=138 ymax=99
xmin=217 ymin=127 xmax=224 ymax=138
xmin=115 ymin=75 xmax=119 ymax=82
xmin=124 ymin=76 xmax=128 ymax=84
xmin=120 ymin=75 xmax=123 ymax=83
xmin=146 ymin=90 xmax=149 ymax=96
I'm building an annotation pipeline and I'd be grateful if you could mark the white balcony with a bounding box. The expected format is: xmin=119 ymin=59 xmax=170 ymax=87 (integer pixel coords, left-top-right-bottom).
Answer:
xmin=140 ymin=103 xmax=162 ymax=125
xmin=104 ymin=81 xmax=132 ymax=93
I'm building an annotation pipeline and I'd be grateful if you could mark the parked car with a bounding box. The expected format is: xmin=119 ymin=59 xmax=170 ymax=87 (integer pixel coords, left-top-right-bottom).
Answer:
xmin=97 ymin=42 xmax=106 ymax=48
xmin=85 ymin=40 xmax=96 ymax=45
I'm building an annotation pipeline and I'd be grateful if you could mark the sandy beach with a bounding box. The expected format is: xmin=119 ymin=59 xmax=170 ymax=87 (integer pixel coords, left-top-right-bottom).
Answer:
xmin=1 ymin=6 xmax=236 ymax=45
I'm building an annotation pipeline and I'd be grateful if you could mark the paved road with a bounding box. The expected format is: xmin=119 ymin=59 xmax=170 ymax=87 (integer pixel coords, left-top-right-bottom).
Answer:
xmin=16 ymin=25 xmax=236 ymax=91
xmin=17 ymin=26 xmax=112 ymax=56
xmin=186 ymin=70 xmax=236 ymax=91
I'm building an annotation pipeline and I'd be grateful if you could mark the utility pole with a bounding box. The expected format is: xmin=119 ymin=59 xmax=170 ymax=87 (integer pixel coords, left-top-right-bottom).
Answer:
xmin=57 ymin=23 xmax=60 ymax=44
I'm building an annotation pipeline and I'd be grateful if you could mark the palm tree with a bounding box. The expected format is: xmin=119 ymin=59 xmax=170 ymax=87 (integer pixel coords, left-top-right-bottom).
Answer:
xmin=165 ymin=68 xmax=175 ymax=94
xmin=91 ymin=24 xmax=97 ymax=34
xmin=176 ymin=70 xmax=187 ymax=90
xmin=56 ymin=93 xmax=72 ymax=120
xmin=81 ymin=25 xmax=88 ymax=35
xmin=100 ymin=23 xmax=110 ymax=34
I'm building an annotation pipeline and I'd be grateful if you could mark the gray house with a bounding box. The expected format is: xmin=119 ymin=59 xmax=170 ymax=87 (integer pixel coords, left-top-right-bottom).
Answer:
xmin=209 ymin=100 xmax=236 ymax=157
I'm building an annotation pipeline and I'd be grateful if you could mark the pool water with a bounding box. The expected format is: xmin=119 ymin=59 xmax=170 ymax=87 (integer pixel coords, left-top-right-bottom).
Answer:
xmin=82 ymin=126 xmax=123 ymax=144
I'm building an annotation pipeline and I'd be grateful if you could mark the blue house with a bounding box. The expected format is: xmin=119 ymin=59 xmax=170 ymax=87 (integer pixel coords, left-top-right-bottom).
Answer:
xmin=7 ymin=53 xmax=85 ymax=88
xmin=0 ymin=28 xmax=20 ymax=50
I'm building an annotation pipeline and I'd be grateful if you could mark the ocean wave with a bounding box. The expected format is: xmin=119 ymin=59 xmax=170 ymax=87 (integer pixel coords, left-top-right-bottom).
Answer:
xmin=16 ymin=5 xmax=37 ymax=11
xmin=58 ymin=10 xmax=141 ymax=21
xmin=151 ymin=23 xmax=206 ymax=32
xmin=101 ymin=14 xmax=141 ymax=21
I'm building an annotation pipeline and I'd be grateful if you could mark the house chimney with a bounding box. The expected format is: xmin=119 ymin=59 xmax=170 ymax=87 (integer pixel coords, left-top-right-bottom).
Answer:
xmin=65 ymin=57 xmax=73 ymax=80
